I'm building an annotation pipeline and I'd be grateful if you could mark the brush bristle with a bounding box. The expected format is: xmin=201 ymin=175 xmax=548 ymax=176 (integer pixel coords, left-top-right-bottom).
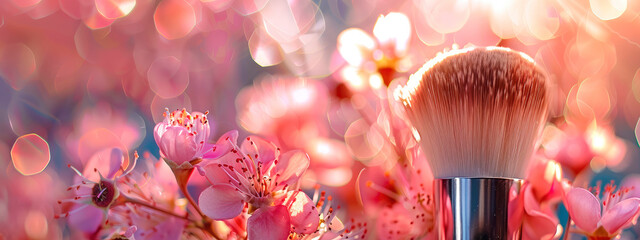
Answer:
xmin=396 ymin=47 xmax=548 ymax=179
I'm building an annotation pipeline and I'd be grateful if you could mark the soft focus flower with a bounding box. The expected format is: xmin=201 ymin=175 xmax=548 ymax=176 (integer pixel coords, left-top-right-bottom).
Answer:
xmin=58 ymin=148 xmax=192 ymax=239
xmin=108 ymin=152 xmax=187 ymax=240
xmin=542 ymin=122 xmax=625 ymax=176
xmin=511 ymin=158 xmax=565 ymax=240
xmin=337 ymin=12 xmax=412 ymax=91
xmin=358 ymin=146 xmax=435 ymax=239
xmin=236 ymin=76 xmax=354 ymax=187
xmin=197 ymin=130 xmax=319 ymax=238
xmin=154 ymin=108 xmax=211 ymax=168
xmin=289 ymin=186 xmax=367 ymax=240
xmin=56 ymin=148 xmax=134 ymax=233
xmin=564 ymin=181 xmax=640 ymax=239
xmin=236 ymin=76 xmax=328 ymax=149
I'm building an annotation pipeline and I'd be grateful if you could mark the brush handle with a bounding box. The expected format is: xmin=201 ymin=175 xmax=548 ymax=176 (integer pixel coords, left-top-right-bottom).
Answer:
xmin=434 ymin=178 xmax=523 ymax=240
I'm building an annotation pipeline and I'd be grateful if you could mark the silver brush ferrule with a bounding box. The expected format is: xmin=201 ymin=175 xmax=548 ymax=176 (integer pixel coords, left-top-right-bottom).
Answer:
xmin=434 ymin=178 xmax=523 ymax=240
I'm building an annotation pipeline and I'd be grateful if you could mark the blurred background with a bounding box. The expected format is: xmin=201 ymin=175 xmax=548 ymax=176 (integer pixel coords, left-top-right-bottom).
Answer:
xmin=1 ymin=0 xmax=640 ymax=238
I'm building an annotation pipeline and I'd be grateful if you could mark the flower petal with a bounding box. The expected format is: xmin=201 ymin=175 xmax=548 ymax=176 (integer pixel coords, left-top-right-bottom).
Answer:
xmin=372 ymin=12 xmax=411 ymax=56
xmin=241 ymin=135 xmax=277 ymax=167
xmin=198 ymin=162 xmax=232 ymax=185
xmin=204 ymin=130 xmax=238 ymax=159
xmin=523 ymin=186 xmax=558 ymax=240
xmin=286 ymin=191 xmax=319 ymax=234
xmin=198 ymin=185 xmax=244 ymax=220
xmin=566 ymin=187 xmax=601 ymax=233
xmin=274 ymin=150 xmax=309 ymax=187
xmin=190 ymin=111 xmax=211 ymax=144
xmin=600 ymin=198 xmax=640 ymax=234
xmin=248 ymin=205 xmax=291 ymax=240
xmin=337 ymin=28 xmax=376 ymax=66
xmin=107 ymin=148 xmax=124 ymax=179
xmin=68 ymin=204 xmax=104 ymax=233
xmin=153 ymin=122 xmax=169 ymax=147
xmin=159 ymin=126 xmax=197 ymax=165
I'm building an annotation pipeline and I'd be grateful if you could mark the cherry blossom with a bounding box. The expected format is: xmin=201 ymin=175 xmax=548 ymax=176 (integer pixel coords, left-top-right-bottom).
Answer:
xmin=197 ymin=131 xmax=319 ymax=238
xmin=564 ymin=181 xmax=640 ymax=239
xmin=154 ymin=108 xmax=211 ymax=169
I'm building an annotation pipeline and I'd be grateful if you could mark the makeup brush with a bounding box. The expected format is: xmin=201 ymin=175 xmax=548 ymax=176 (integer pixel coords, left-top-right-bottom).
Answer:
xmin=396 ymin=46 xmax=548 ymax=239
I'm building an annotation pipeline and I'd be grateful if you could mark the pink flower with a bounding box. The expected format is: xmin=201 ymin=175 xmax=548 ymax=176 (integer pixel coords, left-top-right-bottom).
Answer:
xmin=542 ymin=123 xmax=626 ymax=176
xmin=197 ymin=131 xmax=320 ymax=237
xmin=564 ymin=181 xmax=640 ymax=239
xmin=236 ymin=76 xmax=355 ymax=187
xmin=515 ymin=158 xmax=563 ymax=240
xmin=57 ymin=148 xmax=134 ymax=233
xmin=336 ymin=12 xmax=411 ymax=90
xmin=154 ymin=108 xmax=211 ymax=168
xmin=358 ymin=146 xmax=435 ymax=239
xmin=236 ymin=76 xmax=329 ymax=149
xmin=296 ymin=187 xmax=368 ymax=240
xmin=112 ymin=152 xmax=187 ymax=239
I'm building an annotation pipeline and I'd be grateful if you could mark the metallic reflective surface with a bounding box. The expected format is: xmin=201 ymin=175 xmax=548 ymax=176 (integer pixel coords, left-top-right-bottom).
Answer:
xmin=435 ymin=178 xmax=523 ymax=240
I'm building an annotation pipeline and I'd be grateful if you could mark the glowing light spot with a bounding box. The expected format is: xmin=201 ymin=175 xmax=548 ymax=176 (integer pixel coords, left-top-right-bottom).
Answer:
xmin=95 ymin=0 xmax=136 ymax=19
xmin=292 ymin=87 xmax=312 ymax=105
xmin=424 ymin=0 xmax=470 ymax=34
xmin=590 ymin=0 xmax=626 ymax=20
xmin=369 ymin=73 xmax=383 ymax=89
xmin=0 ymin=43 xmax=37 ymax=90
xmin=260 ymin=0 xmax=320 ymax=46
xmin=337 ymin=28 xmax=376 ymax=66
xmin=147 ymin=56 xmax=189 ymax=99
xmin=315 ymin=141 xmax=331 ymax=155
xmin=488 ymin=0 xmax=516 ymax=39
xmin=11 ymin=134 xmax=50 ymax=176
xmin=307 ymin=138 xmax=351 ymax=168
xmin=544 ymin=161 xmax=562 ymax=182
xmin=317 ymin=167 xmax=352 ymax=187
xmin=154 ymin=0 xmax=196 ymax=40
xmin=24 ymin=210 xmax=48 ymax=239
xmin=248 ymin=28 xmax=284 ymax=67
xmin=340 ymin=66 xmax=367 ymax=91
xmin=525 ymin=0 xmax=559 ymax=40
xmin=83 ymin=9 xmax=116 ymax=29
xmin=372 ymin=12 xmax=411 ymax=55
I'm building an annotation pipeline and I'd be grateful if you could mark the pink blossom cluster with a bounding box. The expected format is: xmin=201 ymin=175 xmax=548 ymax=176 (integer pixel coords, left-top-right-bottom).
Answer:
xmin=54 ymin=108 xmax=365 ymax=239
xmin=3 ymin=3 xmax=640 ymax=239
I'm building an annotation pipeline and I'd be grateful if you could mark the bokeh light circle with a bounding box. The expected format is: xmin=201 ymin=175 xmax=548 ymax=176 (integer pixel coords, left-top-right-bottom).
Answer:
xmin=0 ymin=43 xmax=37 ymax=90
xmin=590 ymin=0 xmax=627 ymax=20
xmin=11 ymin=133 xmax=51 ymax=176
xmin=24 ymin=210 xmax=48 ymax=239
xmin=154 ymin=0 xmax=197 ymax=40
xmin=95 ymin=0 xmax=136 ymax=19
xmin=635 ymin=117 xmax=640 ymax=147
xmin=147 ymin=56 xmax=189 ymax=99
